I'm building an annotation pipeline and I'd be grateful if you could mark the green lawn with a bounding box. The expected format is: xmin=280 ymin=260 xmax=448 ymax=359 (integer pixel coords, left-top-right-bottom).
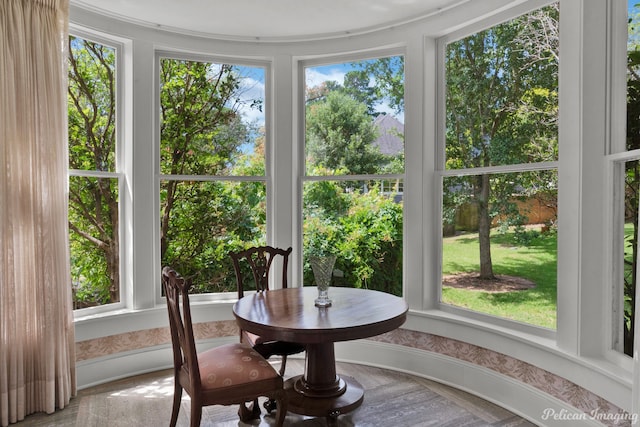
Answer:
xmin=441 ymin=227 xmax=557 ymax=329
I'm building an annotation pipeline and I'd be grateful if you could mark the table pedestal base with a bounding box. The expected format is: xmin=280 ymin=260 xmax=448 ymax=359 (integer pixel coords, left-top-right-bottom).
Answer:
xmin=284 ymin=374 xmax=364 ymax=421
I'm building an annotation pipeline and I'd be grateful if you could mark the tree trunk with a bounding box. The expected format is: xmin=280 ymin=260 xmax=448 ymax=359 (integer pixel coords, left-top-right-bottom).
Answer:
xmin=160 ymin=179 xmax=177 ymax=262
xmin=107 ymin=198 xmax=120 ymax=303
xmin=107 ymin=238 xmax=119 ymax=303
xmin=477 ymin=174 xmax=495 ymax=280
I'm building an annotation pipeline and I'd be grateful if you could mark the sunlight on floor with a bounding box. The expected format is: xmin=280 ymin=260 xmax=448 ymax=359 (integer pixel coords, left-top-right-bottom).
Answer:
xmin=109 ymin=375 xmax=175 ymax=399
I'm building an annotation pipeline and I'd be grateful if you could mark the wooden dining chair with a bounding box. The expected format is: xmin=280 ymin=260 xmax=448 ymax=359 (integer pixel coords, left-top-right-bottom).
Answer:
xmin=230 ymin=246 xmax=305 ymax=413
xmin=162 ymin=266 xmax=287 ymax=427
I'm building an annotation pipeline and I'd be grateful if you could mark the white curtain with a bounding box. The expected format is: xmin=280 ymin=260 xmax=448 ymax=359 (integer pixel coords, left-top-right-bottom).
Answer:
xmin=0 ymin=0 xmax=76 ymax=425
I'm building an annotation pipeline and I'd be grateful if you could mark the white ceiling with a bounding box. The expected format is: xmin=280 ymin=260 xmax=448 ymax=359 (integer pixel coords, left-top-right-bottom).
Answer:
xmin=71 ymin=0 xmax=467 ymax=41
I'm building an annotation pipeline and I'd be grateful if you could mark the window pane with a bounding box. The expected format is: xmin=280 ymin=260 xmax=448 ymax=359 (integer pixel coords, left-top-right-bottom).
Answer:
xmin=305 ymin=57 xmax=405 ymax=176
xmin=302 ymin=56 xmax=404 ymax=296
xmin=69 ymin=176 xmax=120 ymax=308
xmin=441 ymin=171 xmax=557 ymax=328
xmin=160 ymin=180 xmax=266 ymax=294
xmin=159 ymin=57 xmax=266 ymax=294
xmin=619 ymin=160 xmax=640 ymax=356
xmin=302 ymin=180 xmax=403 ymax=296
xmin=68 ymin=36 xmax=116 ymax=172
xmin=68 ymin=36 xmax=119 ymax=309
xmin=445 ymin=4 xmax=559 ymax=170
xmin=620 ymin=0 xmax=640 ymax=357
xmin=159 ymin=59 xmax=265 ymax=176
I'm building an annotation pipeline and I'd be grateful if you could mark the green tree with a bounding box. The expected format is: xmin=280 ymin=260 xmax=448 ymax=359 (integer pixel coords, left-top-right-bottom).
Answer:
xmin=159 ymin=59 xmax=264 ymax=292
xmin=445 ymin=4 xmax=559 ymax=280
xmin=307 ymin=57 xmax=404 ymax=118
xmin=340 ymin=70 xmax=378 ymax=116
xmin=357 ymin=56 xmax=405 ymax=115
xmin=67 ymin=37 xmax=119 ymax=306
xmin=305 ymin=91 xmax=388 ymax=175
xmin=159 ymin=60 xmax=240 ymax=256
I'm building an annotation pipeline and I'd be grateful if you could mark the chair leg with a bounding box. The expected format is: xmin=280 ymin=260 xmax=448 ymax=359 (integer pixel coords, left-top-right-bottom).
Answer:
xmin=279 ymin=354 xmax=288 ymax=377
xmin=263 ymin=355 xmax=290 ymax=414
xmin=170 ymin=382 xmax=183 ymax=427
xmin=190 ymin=402 xmax=202 ymax=427
xmin=263 ymin=355 xmax=288 ymax=414
xmin=274 ymin=390 xmax=288 ymax=427
xmin=238 ymin=399 xmax=261 ymax=422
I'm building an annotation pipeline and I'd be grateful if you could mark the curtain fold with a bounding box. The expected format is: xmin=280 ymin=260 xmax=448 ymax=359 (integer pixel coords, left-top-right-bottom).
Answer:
xmin=0 ymin=0 xmax=76 ymax=425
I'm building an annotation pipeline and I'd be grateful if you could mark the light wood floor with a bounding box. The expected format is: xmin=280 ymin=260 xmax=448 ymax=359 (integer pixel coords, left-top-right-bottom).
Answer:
xmin=17 ymin=359 xmax=537 ymax=426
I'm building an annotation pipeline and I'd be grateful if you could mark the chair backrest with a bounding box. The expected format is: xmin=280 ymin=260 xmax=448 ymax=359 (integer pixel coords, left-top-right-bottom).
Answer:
xmin=230 ymin=246 xmax=292 ymax=299
xmin=162 ymin=266 xmax=201 ymax=390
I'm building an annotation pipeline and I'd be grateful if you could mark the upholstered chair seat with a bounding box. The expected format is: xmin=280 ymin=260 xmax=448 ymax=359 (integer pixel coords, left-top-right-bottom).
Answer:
xmin=194 ymin=343 xmax=281 ymax=394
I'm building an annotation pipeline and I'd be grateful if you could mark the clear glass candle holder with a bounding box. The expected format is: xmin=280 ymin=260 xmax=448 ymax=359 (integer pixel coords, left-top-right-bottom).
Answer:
xmin=310 ymin=255 xmax=336 ymax=307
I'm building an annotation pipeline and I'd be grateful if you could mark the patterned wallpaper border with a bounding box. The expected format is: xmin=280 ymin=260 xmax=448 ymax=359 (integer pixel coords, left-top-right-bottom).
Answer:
xmin=75 ymin=320 xmax=239 ymax=362
xmin=370 ymin=329 xmax=631 ymax=427
xmin=76 ymin=322 xmax=631 ymax=427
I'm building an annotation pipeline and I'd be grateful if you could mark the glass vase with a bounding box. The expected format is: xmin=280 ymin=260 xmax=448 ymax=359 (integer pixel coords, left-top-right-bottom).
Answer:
xmin=310 ymin=255 xmax=336 ymax=307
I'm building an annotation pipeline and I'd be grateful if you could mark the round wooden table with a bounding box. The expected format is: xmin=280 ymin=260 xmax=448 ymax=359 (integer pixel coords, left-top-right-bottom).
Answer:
xmin=232 ymin=286 xmax=408 ymax=423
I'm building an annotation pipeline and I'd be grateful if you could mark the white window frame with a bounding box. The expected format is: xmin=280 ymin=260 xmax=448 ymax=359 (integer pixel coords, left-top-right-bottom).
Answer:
xmin=434 ymin=1 xmax=559 ymax=339
xmin=298 ymin=49 xmax=407 ymax=293
xmin=153 ymin=50 xmax=272 ymax=304
xmin=604 ymin=0 xmax=636 ymax=371
xmin=69 ymin=26 xmax=131 ymax=317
